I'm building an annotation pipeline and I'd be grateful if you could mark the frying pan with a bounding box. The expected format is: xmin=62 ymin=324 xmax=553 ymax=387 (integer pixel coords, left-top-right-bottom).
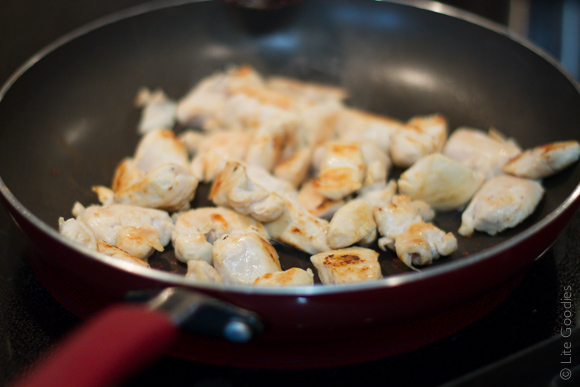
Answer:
xmin=1 ymin=0 xmax=579 ymax=384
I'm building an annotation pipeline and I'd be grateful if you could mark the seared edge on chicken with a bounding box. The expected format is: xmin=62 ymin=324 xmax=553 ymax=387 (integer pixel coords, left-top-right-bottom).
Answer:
xmin=310 ymin=247 xmax=381 ymax=285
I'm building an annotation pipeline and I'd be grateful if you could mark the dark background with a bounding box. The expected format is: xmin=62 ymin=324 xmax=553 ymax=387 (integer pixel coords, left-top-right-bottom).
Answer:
xmin=1 ymin=1 xmax=579 ymax=386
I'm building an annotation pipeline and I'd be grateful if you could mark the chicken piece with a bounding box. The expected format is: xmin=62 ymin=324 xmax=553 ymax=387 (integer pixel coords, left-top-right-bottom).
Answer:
xmin=312 ymin=141 xmax=365 ymax=200
xmin=112 ymin=158 xmax=144 ymax=192
xmin=359 ymin=141 xmax=392 ymax=192
xmin=133 ymin=129 xmax=190 ymax=173
xmin=58 ymin=217 xmax=97 ymax=251
xmin=212 ymin=231 xmax=282 ymax=285
xmin=264 ymin=198 xmax=331 ymax=255
xmin=172 ymin=206 xmax=268 ymax=264
xmin=96 ymin=240 xmax=150 ymax=268
xmin=310 ymin=247 xmax=381 ymax=285
xmin=267 ymin=76 xmax=348 ymax=103
xmin=502 ymin=141 xmax=580 ymax=179
xmin=246 ymin=165 xmax=297 ymax=201
xmin=185 ymin=260 xmax=224 ymax=284
xmin=459 ymin=175 xmax=545 ymax=236
xmin=373 ymin=195 xmax=433 ymax=251
xmin=179 ymin=130 xmax=206 ymax=155
xmin=253 ymin=268 xmax=315 ymax=286
xmin=176 ymin=65 xmax=264 ymax=130
xmin=296 ymin=179 xmax=344 ymax=219
xmin=327 ymin=199 xmax=377 ymax=249
xmin=336 ymin=108 xmax=403 ymax=154
xmin=295 ymin=100 xmax=343 ymax=148
xmin=104 ymin=164 xmax=198 ymax=212
xmin=398 ymin=153 xmax=484 ymax=211
xmin=394 ymin=223 xmax=457 ymax=269
xmin=358 ymin=180 xmax=398 ymax=209
xmin=274 ymin=147 xmax=313 ymax=188
xmin=443 ymin=127 xmax=522 ymax=180
xmin=189 ymin=130 xmax=251 ymax=182
xmin=135 ymin=88 xmax=177 ymax=134
xmin=209 ymin=161 xmax=285 ymax=222
xmin=75 ymin=203 xmax=173 ymax=259
xmin=390 ymin=114 xmax=447 ymax=168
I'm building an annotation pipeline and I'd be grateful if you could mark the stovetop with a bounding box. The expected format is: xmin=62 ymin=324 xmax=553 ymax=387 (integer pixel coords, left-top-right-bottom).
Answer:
xmin=1 ymin=1 xmax=579 ymax=386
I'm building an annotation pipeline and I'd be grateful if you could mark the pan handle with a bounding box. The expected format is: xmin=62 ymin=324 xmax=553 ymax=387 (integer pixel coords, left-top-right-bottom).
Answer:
xmin=10 ymin=288 xmax=264 ymax=387
xmin=10 ymin=305 xmax=178 ymax=387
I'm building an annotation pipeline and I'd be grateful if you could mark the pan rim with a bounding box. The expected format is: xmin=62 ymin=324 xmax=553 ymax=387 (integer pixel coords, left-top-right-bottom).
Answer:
xmin=0 ymin=0 xmax=579 ymax=297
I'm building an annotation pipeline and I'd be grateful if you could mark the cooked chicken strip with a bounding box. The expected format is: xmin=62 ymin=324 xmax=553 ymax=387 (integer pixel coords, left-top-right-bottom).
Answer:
xmin=189 ymin=130 xmax=251 ymax=182
xmin=327 ymin=199 xmax=377 ymax=249
xmin=443 ymin=127 xmax=522 ymax=180
xmin=253 ymin=267 xmax=315 ymax=286
xmin=296 ymin=179 xmax=344 ymax=219
xmin=264 ymin=198 xmax=331 ymax=255
xmin=274 ymin=147 xmax=313 ymax=188
xmin=390 ymin=114 xmax=447 ymax=168
xmin=135 ymin=88 xmax=177 ymax=134
xmin=75 ymin=203 xmax=173 ymax=259
xmin=336 ymin=108 xmax=403 ymax=154
xmin=459 ymin=175 xmax=545 ymax=236
xmin=172 ymin=206 xmax=268 ymax=263
xmin=398 ymin=153 xmax=484 ymax=211
xmin=209 ymin=161 xmax=285 ymax=222
xmin=185 ymin=260 xmax=224 ymax=284
xmin=96 ymin=240 xmax=150 ymax=268
xmin=502 ymin=141 xmax=580 ymax=179
xmin=58 ymin=217 xmax=97 ymax=251
xmin=310 ymin=247 xmax=381 ymax=285
xmin=312 ymin=141 xmax=365 ymax=200
xmin=212 ymin=231 xmax=282 ymax=285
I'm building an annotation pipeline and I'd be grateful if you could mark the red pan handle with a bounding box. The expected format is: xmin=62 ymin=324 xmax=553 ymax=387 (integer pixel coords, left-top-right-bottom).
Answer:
xmin=10 ymin=304 xmax=179 ymax=387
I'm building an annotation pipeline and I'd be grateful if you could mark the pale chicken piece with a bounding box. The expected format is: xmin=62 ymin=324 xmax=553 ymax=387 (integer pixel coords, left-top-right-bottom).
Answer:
xmin=104 ymin=164 xmax=198 ymax=212
xmin=96 ymin=240 xmax=150 ymax=268
xmin=398 ymin=153 xmax=484 ymax=211
xmin=253 ymin=267 xmax=315 ymax=286
xmin=310 ymin=247 xmax=381 ymax=285
xmin=58 ymin=217 xmax=97 ymax=251
xmin=336 ymin=108 xmax=403 ymax=153
xmin=176 ymin=65 xmax=265 ymax=130
xmin=358 ymin=141 xmax=392 ymax=192
xmin=312 ymin=141 xmax=365 ymax=200
xmin=179 ymin=130 xmax=206 ymax=156
xmin=327 ymin=199 xmax=377 ymax=249
xmin=502 ymin=141 xmax=580 ymax=179
xmin=246 ymin=165 xmax=297 ymax=201
xmin=394 ymin=222 xmax=457 ymax=269
xmin=209 ymin=161 xmax=286 ymax=222
xmin=359 ymin=179 xmax=398 ymax=209
xmin=267 ymin=76 xmax=348 ymax=103
xmin=390 ymin=114 xmax=448 ymax=168
xmin=264 ymin=198 xmax=331 ymax=255
xmin=75 ymin=203 xmax=173 ymax=259
xmin=133 ymin=129 xmax=190 ymax=173
xmin=171 ymin=206 xmax=268 ymax=264
xmin=459 ymin=175 xmax=545 ymax=237
xmin=443 ymin=127 xmax=522 ymax=180
xmin=274 ymin=147 xmax=313 ymax=188
xmin=295 ymin=100 xmax=343 ymax=148
xmin=212 ymin=231 xmax=282 ymax=285
xmin=373 ymin=195 xmax=435 ymax=251
xmin=185 ymin=260 xmax=224 ymax=284
xmin=189 ymin=130 xmax=252 ymax=182
xmin=296 ymin=179 xmax=344 ymax=219
xmin=135 ymin=88 xmax=177 ymax=134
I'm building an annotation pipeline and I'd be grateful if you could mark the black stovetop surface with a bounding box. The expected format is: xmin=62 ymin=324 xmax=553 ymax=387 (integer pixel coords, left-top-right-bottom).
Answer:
xmin=1 ymin=1 xmax=579 ymax=386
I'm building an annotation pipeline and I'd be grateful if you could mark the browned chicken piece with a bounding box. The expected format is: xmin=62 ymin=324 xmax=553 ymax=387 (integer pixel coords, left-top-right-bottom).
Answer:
xmin=296 ymin=179 xmax=344 ymax=219
xmin=185 ymin=260 xmax=224 ymax=284
xmin=443 ymin=127 xmax=522 ymax=180
xmin=209 ymin=161 xmax=286 ymax=222
xmin=212 ymin=231 xmax=282 ymax=285
xmin=327 ymin=199 xmax=377 ymax=249
xmin=274 ymin=147 xmax=313 ymax=188
xmin=312 ymin=141 xmax=365 ymax=200
xmin=502 ymin=141 xmax=580 ymax=179
xmin=459 ymin=175 xmax=545 ymax=237
xmin=398 ymin=153 xmax=484 ymax=211
xmin=253 ymin=267 xmax=315 ymax=286
xmin=264 ymin=198 xmax=331 ymax=255
xmin=390 ymin=114 xmax=448 ymax=168
xmin=310 ymin=247 xmax=382 ymax=285
xmin=96 ymin=240 xmax=150 ymax=268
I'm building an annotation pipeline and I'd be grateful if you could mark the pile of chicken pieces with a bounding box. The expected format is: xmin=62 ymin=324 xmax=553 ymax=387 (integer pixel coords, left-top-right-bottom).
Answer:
xmin=59 ymin=65 xmax=580 ymax=287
